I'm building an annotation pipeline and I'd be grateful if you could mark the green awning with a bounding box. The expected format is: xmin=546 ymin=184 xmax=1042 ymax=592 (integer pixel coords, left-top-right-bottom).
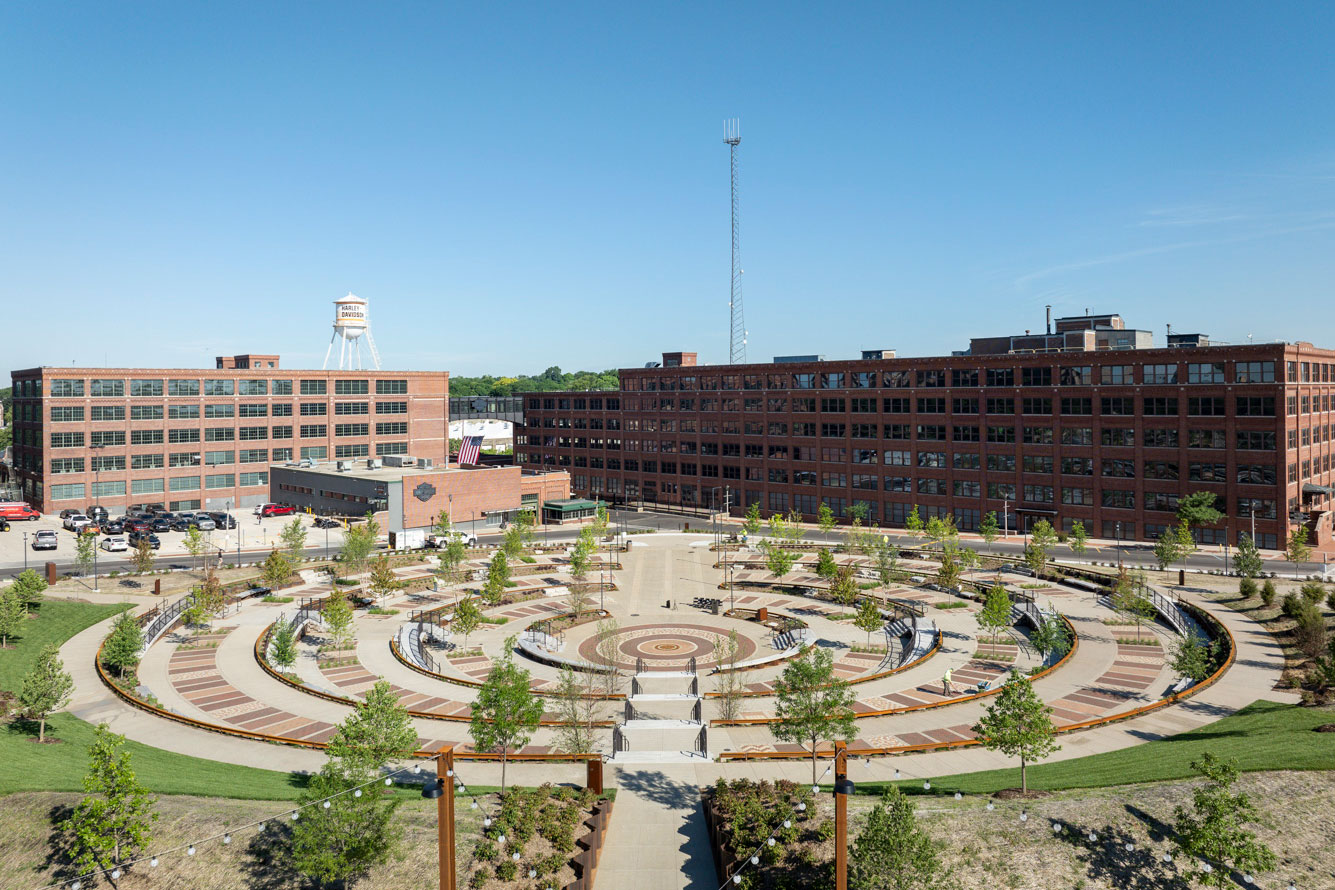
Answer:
xmin=543 ymin=498 xmax=604 ymax=514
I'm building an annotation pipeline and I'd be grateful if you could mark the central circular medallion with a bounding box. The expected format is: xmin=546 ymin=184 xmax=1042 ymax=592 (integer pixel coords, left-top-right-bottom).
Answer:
xmin=575 ymin=623 xmax=759 ymax=671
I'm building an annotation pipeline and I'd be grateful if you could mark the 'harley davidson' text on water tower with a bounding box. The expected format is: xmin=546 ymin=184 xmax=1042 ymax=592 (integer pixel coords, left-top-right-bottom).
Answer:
xmin=322 ymin=293 xmax=382 ymax=370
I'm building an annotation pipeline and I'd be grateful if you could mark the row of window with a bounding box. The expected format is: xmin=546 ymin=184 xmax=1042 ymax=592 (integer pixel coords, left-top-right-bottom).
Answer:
xmin=48 ymin=472 xmax=271 ymax=500
xmin=33 ymin=378 xmax=411 ymax=398
xmin=42 ymin=401 xmax=407 ymax=422
xmin=48 ymin=422 xmax=409 ymax=447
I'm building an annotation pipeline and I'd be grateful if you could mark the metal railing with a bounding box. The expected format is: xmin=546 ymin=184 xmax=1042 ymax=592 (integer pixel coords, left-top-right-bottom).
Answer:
xmin=694 ymin=726 xmax=708 ymax=758
xmin=140 ymin=591 xmax=198 ymax=651
xmin=692 ymin=699 xmax=703 ymax=723
xmin=1142 ymin=584 xmax=1190 ymax=636
xmin=687 ymin=656 xmax=697 ymax=674
xmin=613 ymin=726 xmax=628 ymax=754
xmin=635 ymin=656 xmax=645 ymax=675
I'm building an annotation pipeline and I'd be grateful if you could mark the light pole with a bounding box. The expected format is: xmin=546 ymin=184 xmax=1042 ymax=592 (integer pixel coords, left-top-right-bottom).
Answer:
xmin=1002 ymin=497 xmax=1009 ymax=540
xmin=90 ymin=444 xmax=103 ymax=593
xmin=1116 ymin=521 xmax=1123 ymax=570
xmin=833 ymin=741 xmax=853 ymax=890
xmin=22 ymin=531 xmax=28 ymax=573
xmin=420 ymin=746 xmax=457 ymax=890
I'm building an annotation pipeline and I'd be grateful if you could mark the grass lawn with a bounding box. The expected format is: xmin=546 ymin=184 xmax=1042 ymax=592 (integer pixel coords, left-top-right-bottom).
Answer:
xmin=0 ymin=599 xmax=130 ymax=691
xmin=848 ymin=699 xmax=1335 ymax=796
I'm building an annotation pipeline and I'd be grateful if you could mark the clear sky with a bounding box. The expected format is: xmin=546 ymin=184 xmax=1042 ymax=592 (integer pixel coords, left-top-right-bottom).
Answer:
xmin=2 ymin=2 xmax=1333 ymax=375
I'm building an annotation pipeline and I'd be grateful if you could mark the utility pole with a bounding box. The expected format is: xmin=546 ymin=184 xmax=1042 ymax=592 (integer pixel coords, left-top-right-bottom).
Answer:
xmin=725 ymin=118 xmax=746 ymax=364
xmin=421 ymin=746 xmax=457 ymax=890
xmin=834 ymin=740 xmax=852 ymax=890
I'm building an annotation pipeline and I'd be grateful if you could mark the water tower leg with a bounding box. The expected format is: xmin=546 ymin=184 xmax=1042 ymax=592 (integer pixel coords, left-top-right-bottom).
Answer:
xmin=322 ymin=331 xmax=338 ymax=370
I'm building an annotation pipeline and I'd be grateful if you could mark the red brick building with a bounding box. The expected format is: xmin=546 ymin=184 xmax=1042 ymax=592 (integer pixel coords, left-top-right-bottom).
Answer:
xmin=516 ymin=328 xmax=1335 ymax=553
xmin=8 ymin=355 xmax=449 ymax=515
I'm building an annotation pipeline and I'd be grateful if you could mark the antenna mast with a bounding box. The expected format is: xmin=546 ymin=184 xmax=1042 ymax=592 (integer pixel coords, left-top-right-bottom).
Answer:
xmin=725 ymin=118 xmax=746 ymax=364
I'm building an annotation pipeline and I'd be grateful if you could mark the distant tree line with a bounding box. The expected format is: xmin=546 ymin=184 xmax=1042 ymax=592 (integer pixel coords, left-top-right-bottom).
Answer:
xmin=449 ymin=365 xmax=618 ymax=397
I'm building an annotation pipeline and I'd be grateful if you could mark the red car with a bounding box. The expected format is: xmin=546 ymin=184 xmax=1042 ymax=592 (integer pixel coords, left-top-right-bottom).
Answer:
xmin=259 ymin=503 xmax=295 ymax=517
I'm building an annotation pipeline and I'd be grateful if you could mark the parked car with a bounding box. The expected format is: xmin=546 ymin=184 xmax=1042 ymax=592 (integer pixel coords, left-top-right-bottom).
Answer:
xmin=0 ymin=517 xmax=10 ymax=532
xmin=123 ymin=518 xmax=150 ymax=533
xmin=86 ymin=505 xmax=110 ymax=523
xmin=100 ymin=520 xmax=125 ymax=535
xmin=127 ymin=530 xmax=161 ymax=549
xmin=426 ymin=531 xmax=477 ymax=548
xmin=207 ymin=512 xmax=238 ymax=529
xmin=150 ymin=517 xmax=173 ymax=532
xmin=169 ymin=516 xmax=196 ymax=532
xmin=259 ymin=503 xmax=295 ymax=517
xmin=194 ymin=515 xmax=217 ymax=531
xmin=313 ymin=516 xmax=341 ymax=529
xmin=63 ymin=513 xmax=92 ymax=531
xmin=100 ymin=536 xmax=128 ymax=552
xmin=32 ymin=530 xmax=58 ymax=550
xmin=59 ymin=509 xmax=81 ymax=519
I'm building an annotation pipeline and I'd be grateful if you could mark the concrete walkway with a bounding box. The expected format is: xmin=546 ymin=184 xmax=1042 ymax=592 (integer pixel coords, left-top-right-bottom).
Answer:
xmin=599 ymin=767 xmax=719 ymax=890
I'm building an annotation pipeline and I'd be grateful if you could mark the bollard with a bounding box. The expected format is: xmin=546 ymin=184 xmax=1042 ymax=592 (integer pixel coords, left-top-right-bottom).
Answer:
xmin=46 ymin=561 xmax=58 ymax=586
xmin=154 ymin=578 xmax=162 ymax=596
xmin=757 ymin=607 xmax=768 ymax=622
xmin=586 ymin=758 xmax=604 ymax=794
xmin=1178 ymin=569 xmax=1185 ymax=586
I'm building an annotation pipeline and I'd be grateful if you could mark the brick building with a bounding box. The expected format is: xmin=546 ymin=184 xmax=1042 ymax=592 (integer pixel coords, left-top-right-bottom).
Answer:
xmin=516 ymin=321 xmax=1335 ymax=553
xmin=8 ymin=355 xmax=449 ymax=515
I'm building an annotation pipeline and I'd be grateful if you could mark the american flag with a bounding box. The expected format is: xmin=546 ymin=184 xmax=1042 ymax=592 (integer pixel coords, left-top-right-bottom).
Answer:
xmin=457 ymin=435 xmax=483 ymax=466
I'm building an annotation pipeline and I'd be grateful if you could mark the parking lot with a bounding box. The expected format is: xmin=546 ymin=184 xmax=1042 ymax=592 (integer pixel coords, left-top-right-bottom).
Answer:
xmin=0 ymin=509 xmax=350 ymax=576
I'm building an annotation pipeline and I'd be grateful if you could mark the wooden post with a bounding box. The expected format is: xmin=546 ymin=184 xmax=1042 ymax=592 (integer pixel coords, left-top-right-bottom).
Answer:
xmin=834 ymin=740 xmax=848 ymax=890
xmin=45 ymin=561 xmax=58 ymax=586
xmin=437 ymin=747 xmax=457 ymax=890
xmin=757 ymin=607 xmax=768 ymax=622
xmin=586 ymin=757 xmax=604 ymax=794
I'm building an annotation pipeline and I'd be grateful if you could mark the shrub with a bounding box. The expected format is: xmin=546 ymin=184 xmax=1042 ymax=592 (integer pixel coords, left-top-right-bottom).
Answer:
xmin=1238 ymin=578 xmax=1258 ymax=600
xmin=1328 ymin=590 xmax=1335 ymax=612
xmin=1260 ymin=580 xmax=1276 ymax=607
xmin=1300 ymin=581 xmax=1327 ymax=605
xmin=496 ymin=860 xmax=518 ymax=881
xmin=468 ymin=869 xmax=488 ymax=889
xmin=1282 ymin=593 xmax=1304 ymax=620
xmin=1293 ymin=605 xmax=1328 ymax=659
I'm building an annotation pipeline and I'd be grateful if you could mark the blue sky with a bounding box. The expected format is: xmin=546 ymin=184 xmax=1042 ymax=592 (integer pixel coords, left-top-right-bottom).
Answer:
xmin=2 ymin=2 xmax=1333 ymax=375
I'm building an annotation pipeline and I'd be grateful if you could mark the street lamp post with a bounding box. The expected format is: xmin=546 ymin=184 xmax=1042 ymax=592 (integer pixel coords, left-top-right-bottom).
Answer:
xmin=22 ymin=531 xmax=28 ymax=573
xmin=89 ymin=444 xmax=104 ymax=593
xmin=1116 ymin=522 xmax=1123 ymax=570
xmin=1002 ymin=497 xmax=1009 ymax=540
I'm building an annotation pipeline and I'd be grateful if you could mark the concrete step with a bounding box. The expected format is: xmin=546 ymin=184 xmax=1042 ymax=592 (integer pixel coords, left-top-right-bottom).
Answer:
xmin=629 ymin=693 xmax=699 ymax=701
xmin=621 ymin=718 xmax=702 ymax=730
xmin=609 ymin=750 xmax=708 ymax=764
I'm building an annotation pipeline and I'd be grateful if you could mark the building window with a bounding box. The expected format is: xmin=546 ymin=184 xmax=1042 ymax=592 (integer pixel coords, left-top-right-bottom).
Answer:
xmin=239 ymin=471 xmax=268 ymax=487
xmin=205 ymin=450 xmax=234 ymax=466
xmin=50 ymin=432 xmax=85 ymax=449
xmin=131 ymin=478 xmax=165 ymax=494
xmin=205 ymin=404 xmax=235 ymax=419
xmin=1061 ymin=366 xmax=1093 ymax=385
xmin=90 ymin=431 xmax=125 ymax=447
xmin=334 ymin=423 xmax=369 ymax=437
xmin=90 ymin=378 xmax=125 ymax=397
xmin=376 ymin=379 xmax=408 ymax=395
xmin=376 ymin=401 xmax=407 ymax=414
xmin=129 ymin=430 xmax=164 ymax=445
xmin=204 ymin=427 xmax=235 ymax=442
xmin=1020 ymin=367 xmax=1052 ymax=386
xmin=300 ymin=446 xmax=328 ymax=461
xmin=376 ymin=442 xmax=409 ymax=456
xmin=300 ymin=380 xmax=327 ymax=396
xmin=1234 ymin=361 xmax=1275 ymax=383
xmin=203 ymin=379 xmax=235 ymax=396
xmin=50 ymin=483 xmax=86 ymax=501
xmin=168 ymin=379 xmax=200 ymax=396
xmin=50 ymin=458 xmax=85 ymax=474
xmin=1060 ymin=398 xmax=1091 ymax=416
xmin=300 ymin=403 xmax=327 ymax=416
xmin=334 ymin=379 xmax=369 ymax=395
xmin=272 ymin=380 xmax=293 ymax=395
xmin=130 ymin=379 xmax=164 ymax=397
xmin=1141 ymin=397 xmax=1178 ymax=416
xmin=1102 ymin=490 xmax=1135 ymax=509
xmin=1140 ymin=364 xmax=1176 ymax=384
xmin=170 ymin=452 xmax=201 ymax=467
xmin=1021 ymin=398 xmax=1051 ymax=415
xmin=130 ymin=406 xmax=163 ymax=420
xmin=271 ymin=425 xmax=293 ymax=439
xmin=239 ymin=404 xmax=269 ymax=418
xmin=301 ymin=424 xmax=327 ymax=438
xmin=50 ymin=379 xmax=85 ymax=398
xmin=169 ymin=404 xmax=200 ymax=419
xmin=1188 ymin=397 xmax=1226 ymax=416
xmin=334 ymin=402 xmax=369 ymax=415
xmin=1101 ymin=397 xmax=1135 ymax=416
xmin=50 ymin=405 xmax=85 ymax=422
xmin=169 ymin=475 xmax=200 ymax=492
xmin=1235 ymin=396 xmax=1275 ymax=417
xmin=335 ymin=444 xmax=370 ymax=458
xmin=1101 ymin=428 xmax=1135 ymax=447
xmin=1061 ymin=427 xmax=1093 ymax=445
xmin=1188 ymin=362 xmax=1226 ymax=384
xmin=205 ymin=473 xmax=235 ymax=489
xmin=238 ymin=426 xmax=268 ymax=440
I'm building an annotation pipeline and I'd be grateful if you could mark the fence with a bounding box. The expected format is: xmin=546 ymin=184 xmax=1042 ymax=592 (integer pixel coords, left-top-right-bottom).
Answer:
xmin=140 ymin=591 xmax=198 ymax=651
xmin=694 ymin=726 xmax=709 ymax=758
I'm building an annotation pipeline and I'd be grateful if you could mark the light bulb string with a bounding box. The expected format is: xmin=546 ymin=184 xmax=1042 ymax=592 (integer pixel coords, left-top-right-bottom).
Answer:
xmin=714 ymin=763 xmax=831 ymax=890
xmin=32 ymin=757 xmax=463 ymax=890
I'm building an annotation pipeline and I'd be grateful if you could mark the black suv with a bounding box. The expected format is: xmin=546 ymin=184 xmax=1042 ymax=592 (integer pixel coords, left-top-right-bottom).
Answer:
xmin=127 ymin=530 xmax=162 ymax=549
xmin=207 ymin=512 xmax=238 ymax=530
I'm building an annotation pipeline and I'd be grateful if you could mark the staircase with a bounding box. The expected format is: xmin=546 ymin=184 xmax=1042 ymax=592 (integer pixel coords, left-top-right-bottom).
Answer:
xmin=610 ymin=659 xmax=708 ymax=763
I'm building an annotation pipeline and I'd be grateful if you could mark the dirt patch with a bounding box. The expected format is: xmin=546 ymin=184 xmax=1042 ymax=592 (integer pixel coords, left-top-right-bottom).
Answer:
xmin=991 ymin=788 xmax=1052 ymax=800
xmin=1315 ymin=723 xmax=1335 ymax=733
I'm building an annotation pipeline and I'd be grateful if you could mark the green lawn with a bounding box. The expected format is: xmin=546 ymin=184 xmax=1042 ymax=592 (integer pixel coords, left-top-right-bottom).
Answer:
xmin=0 ymin=599 xmax=130 ymax=691
xmin=847 ymin=699 xmax=1335 ymax=796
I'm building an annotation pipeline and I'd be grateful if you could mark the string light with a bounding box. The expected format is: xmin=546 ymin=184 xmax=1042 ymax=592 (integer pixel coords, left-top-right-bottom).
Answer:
xmin=110 ymin=871 xmax=120 ymax=880
xmin=923 ymin=780 xmax=931 ymax=790
xmin=1019 ymin=811 xmax=1028 ymax=822
xmin=223 ymin=834 xmax=231 ymax=845
xmin=150 ymin=857 xmax=158 ymax=868
xmin=1125 ymin=843 xmax=1135 ymax=852
xmin=187 ymin=845 xmax=196 ymax=856
xmin=323 ymin=801 xmax=331 ymax=809
xmin=953 ymin=792 xmax=962 ymax=800
xmin=1162 ymin=853 xmax=1172 ymax=864
xmin=986 ymin=802 xmax=994 ymax=811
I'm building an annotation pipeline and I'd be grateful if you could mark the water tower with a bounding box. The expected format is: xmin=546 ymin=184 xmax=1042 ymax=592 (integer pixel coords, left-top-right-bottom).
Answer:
xmin=322 ymin=293 xmax=382 ymax=370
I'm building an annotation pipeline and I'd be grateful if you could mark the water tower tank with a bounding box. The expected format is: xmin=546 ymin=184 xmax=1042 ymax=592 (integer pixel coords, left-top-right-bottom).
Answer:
xmin=334 ymin=294 xmax=369 ymax=340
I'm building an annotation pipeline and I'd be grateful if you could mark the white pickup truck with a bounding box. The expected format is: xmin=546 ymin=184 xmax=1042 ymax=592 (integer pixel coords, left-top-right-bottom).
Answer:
xmin=425 ymin=532 xmax=477 ymax=549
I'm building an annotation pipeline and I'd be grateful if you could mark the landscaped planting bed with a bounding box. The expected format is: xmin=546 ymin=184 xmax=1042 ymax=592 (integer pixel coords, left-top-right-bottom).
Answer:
xmin=466 ymin=785 xmax=609 ymax=890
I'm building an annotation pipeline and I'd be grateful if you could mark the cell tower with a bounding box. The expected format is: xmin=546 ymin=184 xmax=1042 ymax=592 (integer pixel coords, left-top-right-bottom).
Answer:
xmin=725 ymin=118 xmax=746 ymax=364
xmin=322 ymin=293 xmax=382 ymax=370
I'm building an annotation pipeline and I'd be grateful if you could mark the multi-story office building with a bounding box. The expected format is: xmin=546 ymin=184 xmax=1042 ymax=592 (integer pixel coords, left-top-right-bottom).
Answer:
xmin=9 ymin=355 xmax=449 ymax=514
xmin=516 ymin=318 xmax=1335 ymax=552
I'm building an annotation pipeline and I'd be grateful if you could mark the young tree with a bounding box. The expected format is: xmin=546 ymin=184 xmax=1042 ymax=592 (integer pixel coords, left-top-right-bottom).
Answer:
xmin=552 ymin=665 xmax=598 ymax=754
xmin=784 ymin=508 xmax=808 ymax=544
xmin=1233 ymin=533 xmax=1263 ymax=579
xmin=854 ymin=597 xmax=884 ymax=651
xmin=323 ymin=587 xmax=356 ymax=651
xmin=483 ymin=550 xmax=510 ymax=605
xmin=935 ymin=539 xmax=975 ymax=590
xmin=1176 ymin=491 xmax=1224 ymax=534
xmin=1067 ymin=520 xmax=1087 ymax=556
xmin=432 ymin=508 xmax=453 ymax=541
xmin=1172 ymin=753 xmax=1276 ymax=888
xmin=979 ymin=510 xmax=1000 ymax=545
xmin=830 ymin=565 xmax=858 ymax=607
xmin=970 ymin=675 xmax=1059 ymax=793
xmin=977 ymin=583 xmax=1013 ymax=646
xmin=766 ymin=511 xmax=789 ymax=542
xmin=11 ymin=568 xmax=48 ymax=615
xmin=1153 ymin=527 xmax=1183 ymax=572
xmin=924 ymin=516 xmax=948 ymax=544
xmin=1029 ymin=610 xmax=1072 ymax=663
xmin=1287 ymin=525 xmax=1313 ymax=567
xmin=469 ymin=639 xmax=545 ymax=792
xmin=19 ymin=643 xmax=74 ymax=743
xmin=844 ymin=515 xmax=870 ymax=556
xmin=291 ymin=681 xmax=416 ymax=887
xmin=904 ymin=505 xmax=924 ymax=539
xmin=101 ymin=611 xmax=144 ymax=678
xmin=1169 ymin=632 xmax=1218 ymax=683
xmin=815 ymin=547 xmax=839 ymax=581
xmin=182 ymin=525 xmax=208 ymax=574
xmin=340 ymin=515 xmax=380 ymax=577
xmin=188 ymin=568 xmax=229 ymax=629
xmin=590 ymin=503 xmax=608 ymax=540
xmin=260 ymin=548 xmax=294 ymax=589
xmin=1111 ymin=573 xmax=1157 ymax=643
xmin=75 ymin=531 xmax=97 ymax=578
xmin=874 ymin=538 xmax=900 ymax=592
xmin=61 ymin=724 xmax=157 ymax=876
xmin=367 ymin=555 xmax=402 ymax=602
xmin=742 ymin=501 xmax=762 ymax=538
xmin=434 ymin=532 xmax=469 ymax=586
xmin=0 ymin=586 xmax=25 ymax=648
xmin=848 ymin=786 xmax=944 ymax=890
xmin=270 ymin=618 xmax=298 ymax=673
xmin=279 ymin=517 xmax=308 ymax=563
xmin=1025 ymin=519 xmax=1058 ymax=576
xmin=450 ymin=597 xmax=482 ymax=650
xmin=1174 ymin=521 xmax=1198 ymax=575
xmin=594 ymin=617 xmax=624 ymax=701
xmin=569 ymin=525 xmax=596 ymax=582
xmin=502 ymin=516 xmax=527 ymax=559
xmin=771 ymin=646 xmax=858 ymax=785
xmin=129 ymin=537 xmax=156 ymax=574
xmin=761 ymin=541 xmax=797 ymax=579
xmin=713 ymin=630 xmax=745 ymax=721
xmin=817 ymin=501 xmax=837 ymax=536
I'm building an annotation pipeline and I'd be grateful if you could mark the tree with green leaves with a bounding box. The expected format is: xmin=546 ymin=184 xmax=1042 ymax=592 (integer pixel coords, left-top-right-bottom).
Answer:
xmin=1029 ymin=610 xmax=1072 ymax=663
xmin=502 ymin=515 xmax=527 ymax=559
xmin=817 ymin=501 xmax=837 ymax=535
xmin=844 ymin=515 xmax=871 ymax=556
xmin=187 ymin=567 xmax=229 ymax=630
xmin=1177 ymin=491 xmax=1224 ymax=534
xmin=904 ymin=505 xmax=923 ymax=539
xmin=552 ymin=665 xmax=599 ymax=755
xmin=1111 ymin=572 xmax=1157 ymax=643
xmin=1025 ymin=519 xmax=1058 ymax=576
xmin=1233 ymin=533 xmax=1263 ymax=579
xmin=1287 ymin=525 xmax=1312 ymax=567
xmin=814 ymin=547 xmax=838 ymax=580
xmin=366 ymin=555 xmax=402 ymax=602
xmin=569 ymin=525 xmax=596 ymax=582
xmin=470 ymin=638 xmax=545 ymax=792
xmin=74 ymin=531 xmax=97 ymax=579
xmin=849 ymin=785 xmax=944 ymax=890
xmin=1172 ymin=753 xmax=1276 ymax=888
xmin=1152 ymin=527 xmax=1182 ymax=572
xmin=971 ymin=674 xmax=1059 ymax=793
xmin=339 ymin=514 xmax=380 ymax=577
xmin=451 ymin=597 xmax=482 ymax=650
xmin=591 ymin=502 xmax=608 ymax=539
xmin=713 ymin=630 xmax=745 ymax=721
xmin=979 ymin=510 xmax=1000 ymax=545
xmin=432 ymin=509 xmax=453 ymax=540
xmin=129 ymin=537 xmax=156 ymax=574
xmin=874 ymin=538 xmax=900 ymax=592
xmin=270 ymin=619 xmax=298 ymax=673
xmin=935 ymin=539 xmax=976 ymax=590
xmin=830 ymin=565 xmax=858 ymax=606
xmin=0 ymin=585 xmax=25 ymax=648
xmin=742 ymin=501 xmax=762 ymax=538
xmin=182 ymin=525 xmax=209 ymax=574
xmin=61 ymin=724 xmax=157 ymax=876
xmin=261 ymin=548 xmax=294 ymax=589
xmin=760 ymin=540 xmax=797 ymax=579
xmin=1067 ymin=520 xmax=1087 ymax=556
xmin=279 ymin=516 xmax=307 ymax=563
xmin=483 ymin=549 xmax=510 ymax=605
xmin=11 ymin=568 xmax=48 ymax=615
xmin=291 ymin=681 xmax=417 ymax=887
xmin=102 ymin=611 xmax=144 ymax=678
xmin=434 ymin=532 xmax=469 ymax=586
xmin=1174 ymin=521 xmax=1198 ymax=576
xmin=854 ymin=597 xmax=884 ymax=650
xmin=977 ymin=583 xmax=1012 ymax=646
xmin=771 ymin=646 xmax=857 ymax=785
xmin=323 ymin=587 xmax=356 ymax=651
xmin=1169 ymin=631 xmax=1218 ymax=683
xmin=20 ymin=643 xmax=74 ymax=743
